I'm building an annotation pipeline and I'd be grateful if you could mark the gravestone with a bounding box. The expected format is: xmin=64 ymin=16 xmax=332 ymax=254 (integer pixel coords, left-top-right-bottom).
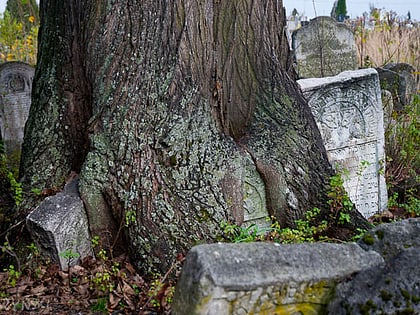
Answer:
xmin=0 ymin=62 xmax=34 ymax=158
xmin=377 ymin=63 xmax=416 ymax=111
xmin=298 ymin=69 xmax=387 ymax=218
xmin=26 ymin=178 xmax=93 ymax=270
xmin=172 ymin=242 xmax=383 ymax=315
xmin=243 ymin=154 xmax=269 ymax=227
xmin=292 ymin=16 xmax=358 ymax=79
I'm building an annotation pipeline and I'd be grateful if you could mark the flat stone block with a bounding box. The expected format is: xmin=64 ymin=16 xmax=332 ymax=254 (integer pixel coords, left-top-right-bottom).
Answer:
xmin=172 ymin=242 xmax=383 ymax=315
xmin=26 ymin=180 xmax=92 ymax=269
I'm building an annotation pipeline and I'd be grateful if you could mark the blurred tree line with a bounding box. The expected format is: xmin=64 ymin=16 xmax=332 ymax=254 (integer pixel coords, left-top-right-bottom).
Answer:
xmin=0 ymin=0 xmax=39 ymax=65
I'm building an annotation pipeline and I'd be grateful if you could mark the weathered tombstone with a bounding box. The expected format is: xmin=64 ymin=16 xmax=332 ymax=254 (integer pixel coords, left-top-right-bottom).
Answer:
xmin=292 ymin=16 xmax=358 ymax=79
xmin=243 ymin=154 xmax=269 ymax=227
xmin=377 ymin=63 xmax=416 ymax=111
xmin=0 ymin=62 xmax=34 ymax=161
xmin=298 ymin=69 xmax=387 ymax=218
xmin=26 ymin=179 xmax=93 ymax=270
xmin=172 ymin=242 xmax=383 ymax=315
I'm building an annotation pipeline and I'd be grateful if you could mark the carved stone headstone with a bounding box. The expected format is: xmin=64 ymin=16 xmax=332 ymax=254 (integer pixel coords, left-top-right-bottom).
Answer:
xmin=292 ymin=16 xmax=358 ymax=79
xmin=0 ymin=62 xmax=34 ymax=158
xmin=243 ymin=154 xmax=269 ymax=227
xmin=298 ymin=69 xmax=387 ymax=218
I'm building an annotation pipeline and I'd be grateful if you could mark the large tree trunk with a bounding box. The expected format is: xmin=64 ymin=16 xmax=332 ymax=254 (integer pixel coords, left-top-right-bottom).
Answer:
xmin=21 ymin=0 xmax=355 ymax=273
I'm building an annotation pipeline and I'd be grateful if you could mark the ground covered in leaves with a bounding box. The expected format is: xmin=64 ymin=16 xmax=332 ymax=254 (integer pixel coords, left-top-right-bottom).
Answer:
xmin=1 ymin=168 xmax=417 ymax=314
xmin=0 ymin=176 xmax=178 ymax=314
xmin=0 ymin=251 xmax=180 ymax=314
xmin=1 ymin=210 xmax=414 ymax=315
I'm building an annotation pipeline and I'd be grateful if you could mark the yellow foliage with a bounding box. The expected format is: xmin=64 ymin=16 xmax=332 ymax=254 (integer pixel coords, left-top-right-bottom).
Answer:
xmin=0 ymin=11 xmax=38 ymax=65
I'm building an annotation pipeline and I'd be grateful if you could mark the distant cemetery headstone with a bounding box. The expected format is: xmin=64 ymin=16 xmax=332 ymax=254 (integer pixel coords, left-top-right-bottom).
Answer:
xmin=377 ymin=63 xmax=416 ymax=111
xmin=298 ymin=69 xmax=387 ymax=218
xmin=292 ymin=16 xmax=358 ymax=79
xmin=0 ymin=62 xmax=34 ymax=158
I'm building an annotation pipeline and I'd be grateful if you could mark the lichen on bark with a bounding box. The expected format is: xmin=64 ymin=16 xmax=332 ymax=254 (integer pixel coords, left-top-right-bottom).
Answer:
xmin=21 ymin=0 xmax=340 ymax=274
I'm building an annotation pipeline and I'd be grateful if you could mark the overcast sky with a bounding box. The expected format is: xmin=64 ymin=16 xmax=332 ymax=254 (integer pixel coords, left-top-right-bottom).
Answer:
xmin=0 ymin=0 xmax=418 ymax=21
xmin=283 ymin=0 xmax=418 ymax=20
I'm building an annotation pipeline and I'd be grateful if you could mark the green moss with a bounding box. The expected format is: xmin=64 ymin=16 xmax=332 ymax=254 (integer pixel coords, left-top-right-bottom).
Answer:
xmin=375 ymin=229 xmax=385 ymax=240
xmin=401 ymin=289 xmax=411 ymax=302
xmin=359 ymin=299 xmax=377 ymax=315
xmin=394 ymin=300 xmax=402 ymax=307
xmin=380 ymin=290 xmax=393 ymax=301
xmin=397 ymin=308 xmax=415 ymax=314
xmin=411 ymin=294 xmax=420 ymax=303
xmin=362 ymin=232 xmax=375 ymax=245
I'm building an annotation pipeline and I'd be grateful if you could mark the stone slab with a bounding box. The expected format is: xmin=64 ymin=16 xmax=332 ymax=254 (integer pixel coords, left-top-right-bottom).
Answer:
xmin=298 ymin=69 xmax=388 ymax=218
xmin=26 ymin=180 xmax=92 ymax=269
xmin=292 ymin=16 xmax=358 ymax=78
xmin=0 ymin=62 xmax=34 ymax=156
xmin=172 ymin=242 xmax=383 ymax=315
xmin=330 ymin=218 xmax=420 ymax=314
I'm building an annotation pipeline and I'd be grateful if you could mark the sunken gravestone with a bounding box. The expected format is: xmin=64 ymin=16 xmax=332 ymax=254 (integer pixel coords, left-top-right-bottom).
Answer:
xmin=0 ymin=62 xmax=34 ymax=159
xmin=26 ymin=178 xmax=93 ymax=270
xmin=298 ymin=69 xmax=387 ymax=218
xmin=292 ymin=16 xmax=358 ymax=79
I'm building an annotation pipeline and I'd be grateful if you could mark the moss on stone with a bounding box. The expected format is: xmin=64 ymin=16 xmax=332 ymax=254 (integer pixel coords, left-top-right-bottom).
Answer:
xmin=401 ymin=289 xmax=411 ymax=302
xmin=380 ymin=290 xmax=393 ymax=301
xmin=359 ymin=299 xmax=377 ymax=315
xmin=362 ymin=232 xmax=375 ymax=245
xmin=375 ymin=229 xmax=385 ymax=240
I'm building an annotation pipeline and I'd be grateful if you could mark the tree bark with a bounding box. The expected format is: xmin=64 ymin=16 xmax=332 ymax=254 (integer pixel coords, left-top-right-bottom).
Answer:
xmin=21 ymin=0 xmax=358 ymax=274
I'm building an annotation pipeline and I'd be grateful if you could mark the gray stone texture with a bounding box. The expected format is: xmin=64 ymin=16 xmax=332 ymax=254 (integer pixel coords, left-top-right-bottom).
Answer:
xmin=298 ymin=69 xmax=387 ymax=218
xmin=0 ymin=62 xmax=34 ymax=157
xmin=172 ymin=242 xmax=383 ymax=315
xmin=358 ymin=217 xmax=420 ymax=262
xmin=377 ymin=63 xmax=417 ymax=111
xmin=292 ymin=16 xmax=358 ymax=78
xmin=329 ymin=218 xmax=420 ymax=314
xmin=26 ymin=179 xmax=92 ymax=270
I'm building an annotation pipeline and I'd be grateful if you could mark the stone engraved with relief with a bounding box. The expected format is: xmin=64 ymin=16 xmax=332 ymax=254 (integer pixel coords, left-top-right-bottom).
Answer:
xmin=0 ymin=62 xmax=34 ymax=156
xmin=298 ymin=69 xmax=387 ymax=218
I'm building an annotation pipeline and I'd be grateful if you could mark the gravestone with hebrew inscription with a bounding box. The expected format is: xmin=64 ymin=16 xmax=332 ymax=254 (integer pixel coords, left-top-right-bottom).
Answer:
xmin=243 ymin=154 xmax=269 ymax=227
xmin=0 ymin=62 xmax=34 ymax=159
xmin=292 ymin=16 xmax=358 ymax=79
xmin=298 ymin=69 xmax=387 ymax=218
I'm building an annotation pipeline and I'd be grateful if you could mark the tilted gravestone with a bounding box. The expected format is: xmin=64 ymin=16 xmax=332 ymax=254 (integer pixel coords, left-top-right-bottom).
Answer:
xmin=298 ymin=69 xmax=387 ymax=218
xmin=0 ymin=62 xmax=34 ymax=159
xmin=26 ymin=179 xmax=93 ymax=270
xmin=292 ymin=16 xmax=358 ymax=79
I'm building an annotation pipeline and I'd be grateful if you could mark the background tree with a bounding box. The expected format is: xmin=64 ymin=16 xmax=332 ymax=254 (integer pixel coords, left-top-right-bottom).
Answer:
xmin=6 ymin=0 xmax=39 ymax=32
xmin=334 ymin=0 xmax=347 ymax=22
xmin=0 ymin=0 xmax=38 ymax=64
xmin=20 ymin=0 xmax=368 ymax=274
